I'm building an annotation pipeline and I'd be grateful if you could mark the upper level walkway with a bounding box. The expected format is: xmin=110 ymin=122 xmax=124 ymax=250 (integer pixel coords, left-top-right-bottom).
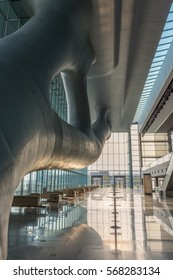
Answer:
xmin=142 ymin=153 xmax=173 ymax=196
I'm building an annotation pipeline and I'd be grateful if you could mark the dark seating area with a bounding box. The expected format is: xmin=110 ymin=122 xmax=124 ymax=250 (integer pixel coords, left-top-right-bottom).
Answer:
xmin=12 ymin=195 xmax=41 ymax=207
xmin=11 ymin=185 xmax=100 ymax=213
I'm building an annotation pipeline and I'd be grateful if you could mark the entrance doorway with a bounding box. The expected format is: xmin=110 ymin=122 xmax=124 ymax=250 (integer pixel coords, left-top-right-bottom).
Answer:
xmin=91 ymin=176 xmax=103 ymax=187
xmin=114 ymin=176 xmax=126 ymax=188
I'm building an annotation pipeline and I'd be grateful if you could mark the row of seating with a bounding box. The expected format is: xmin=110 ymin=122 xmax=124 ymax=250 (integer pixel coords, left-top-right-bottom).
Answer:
xmin=11 ymin=185 xmax=99 ymax=208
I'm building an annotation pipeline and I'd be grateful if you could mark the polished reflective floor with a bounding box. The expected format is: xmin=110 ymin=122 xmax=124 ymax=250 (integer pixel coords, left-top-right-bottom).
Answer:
xmin=7 ymin=187 xmax=173 ymax=260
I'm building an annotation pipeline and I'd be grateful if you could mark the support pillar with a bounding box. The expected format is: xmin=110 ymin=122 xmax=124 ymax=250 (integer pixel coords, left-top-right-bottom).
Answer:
xmin=128 ymin=128 xmax=133 ymax=189
xmin=143 ymin=174 xmax=152 ymax=195
xmin=155 ymin=176 xmax=159 ymax=189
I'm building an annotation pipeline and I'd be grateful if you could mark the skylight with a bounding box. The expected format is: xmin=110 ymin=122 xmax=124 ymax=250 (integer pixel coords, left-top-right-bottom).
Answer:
xmin=133 ymin=3 xmax=173 ymax=123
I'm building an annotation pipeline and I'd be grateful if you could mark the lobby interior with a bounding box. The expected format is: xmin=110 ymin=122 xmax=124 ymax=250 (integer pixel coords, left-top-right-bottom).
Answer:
xmin=1 ymin=0 xmax=173 ymax=261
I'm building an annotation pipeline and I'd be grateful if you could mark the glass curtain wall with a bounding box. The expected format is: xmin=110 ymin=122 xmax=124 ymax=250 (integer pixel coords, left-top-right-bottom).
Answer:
xmin=0 ymin=1 xmax=88 ymax=195
xmin=88 ymin=125 xmax=142 ymax=188
xmin=88 ymin=131 xmax=130 ymax=187
xmin=0 ymin=0 xmax=29 ymax=37
xmin=89 ymin=125 xmax=169 ymax=188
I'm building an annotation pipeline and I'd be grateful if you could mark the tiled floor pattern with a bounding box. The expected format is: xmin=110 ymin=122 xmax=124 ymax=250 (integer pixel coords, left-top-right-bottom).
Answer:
xmin=7 ymin=187 xmax=173 ymax=260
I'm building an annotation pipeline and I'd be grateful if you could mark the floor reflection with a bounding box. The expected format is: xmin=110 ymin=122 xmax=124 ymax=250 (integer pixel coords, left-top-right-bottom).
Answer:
xmin=7 ymin=187 xmax=173 ymax=260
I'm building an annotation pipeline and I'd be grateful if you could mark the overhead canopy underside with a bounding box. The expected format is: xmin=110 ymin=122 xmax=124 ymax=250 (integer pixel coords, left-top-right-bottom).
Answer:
xmin=22 ymin=0 xmax=172 ymax=132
